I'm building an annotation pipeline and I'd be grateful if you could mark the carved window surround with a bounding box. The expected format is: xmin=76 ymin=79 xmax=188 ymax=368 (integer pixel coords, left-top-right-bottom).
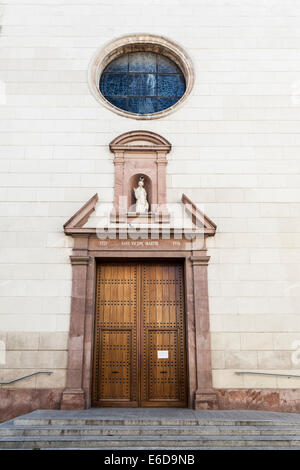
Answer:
xmin=88 ymin=33 xmax=194 ymax=120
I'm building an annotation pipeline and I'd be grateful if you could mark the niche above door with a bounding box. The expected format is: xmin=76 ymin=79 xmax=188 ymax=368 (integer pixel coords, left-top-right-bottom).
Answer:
xmin=109 ymin=131 xmax=171 ymax=222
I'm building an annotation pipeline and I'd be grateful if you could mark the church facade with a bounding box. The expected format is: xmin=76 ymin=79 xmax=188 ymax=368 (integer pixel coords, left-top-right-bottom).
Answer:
xmin=1 ymin=0 xmax=300 ymax=421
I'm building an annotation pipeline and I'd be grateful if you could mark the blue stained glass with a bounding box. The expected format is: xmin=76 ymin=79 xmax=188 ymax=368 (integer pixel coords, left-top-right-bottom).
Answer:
xmin=157 ymin=97 xmax=179 ymax=111
xmin=128 ymin=98 xmax=156 ymax=114
xmin=128 ymin=74 xmax=156 ymax=96
xmin=157 ymin=55 xmax=181 ymax=74
xmin=100 ymin=73 xmax=128 ymax=96
xmin=107 ymin=97 xmax=129 ymax=111
xmin=157 ymin=74 xmax=185 ymax=97
xmin=129 ymin=52 xmax=156 ymax=72
xmin=99 ymin=52 xmax=186 ymax=114
xmin=104 ymin=54 xmax=128 ymax=72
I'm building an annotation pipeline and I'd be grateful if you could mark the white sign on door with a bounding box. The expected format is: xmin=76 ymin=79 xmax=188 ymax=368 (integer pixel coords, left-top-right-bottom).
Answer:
xmin=157 ymin=350 xmax=168 ymax=359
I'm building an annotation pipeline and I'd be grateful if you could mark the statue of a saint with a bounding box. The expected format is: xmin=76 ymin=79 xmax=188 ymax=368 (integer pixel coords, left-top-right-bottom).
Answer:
xmin=134 ymin=177 xmax=149 ymax=213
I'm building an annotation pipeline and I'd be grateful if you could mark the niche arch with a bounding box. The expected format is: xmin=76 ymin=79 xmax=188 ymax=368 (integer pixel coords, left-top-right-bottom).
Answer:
xmin=88 ymin=33 xmax=194 ymax=120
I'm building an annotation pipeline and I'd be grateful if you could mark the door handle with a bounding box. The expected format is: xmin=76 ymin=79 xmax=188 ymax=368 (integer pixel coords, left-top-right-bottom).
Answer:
xmin=111 ymin=371 xmax=119 ymax=374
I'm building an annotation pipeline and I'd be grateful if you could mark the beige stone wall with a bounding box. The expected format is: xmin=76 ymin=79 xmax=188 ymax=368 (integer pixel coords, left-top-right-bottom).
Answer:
xmin=0 ymin=0 xmax=300 ymax=390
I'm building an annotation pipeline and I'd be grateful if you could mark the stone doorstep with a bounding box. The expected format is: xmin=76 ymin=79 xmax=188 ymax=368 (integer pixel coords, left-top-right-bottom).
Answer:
xmin=10 ymin=408 xmax=300 ymax=422
xmin=23 ymin=447 xmax=300 ymax=451
xmin=4 ymin=447 xmax=300 ymax=451
xmin=4 ymin=435 xmax=297 ymax=440
xmin=1 ymin=435 xmax=300 ymax=449
xmin=1 ymin=425 xmax=300 ymax=437
xmin=12 ymin=418 xmax=300 ymax=427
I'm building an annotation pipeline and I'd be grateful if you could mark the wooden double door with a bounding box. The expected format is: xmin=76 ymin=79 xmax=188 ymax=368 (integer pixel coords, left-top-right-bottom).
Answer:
xmin=92 ymin=260 xmax=187 ymax=407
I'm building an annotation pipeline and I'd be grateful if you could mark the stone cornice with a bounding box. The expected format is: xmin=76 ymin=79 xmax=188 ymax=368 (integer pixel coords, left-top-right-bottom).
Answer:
xmin=190 ymin=255 xmax=211 ymax=266
xmin=110 ymin=130 xmax=171 ymax=153
xmin=70 ymin=256 xmax=90 ymax=266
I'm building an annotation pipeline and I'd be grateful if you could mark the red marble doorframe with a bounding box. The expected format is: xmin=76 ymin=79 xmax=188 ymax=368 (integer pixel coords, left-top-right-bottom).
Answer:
xmin=190 ymin=254 xmax=218 ymax=409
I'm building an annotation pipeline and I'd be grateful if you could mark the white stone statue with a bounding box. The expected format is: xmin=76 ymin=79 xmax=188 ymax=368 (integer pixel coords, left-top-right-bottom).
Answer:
xmin=134 ymin=177 xmax=149 ymax=213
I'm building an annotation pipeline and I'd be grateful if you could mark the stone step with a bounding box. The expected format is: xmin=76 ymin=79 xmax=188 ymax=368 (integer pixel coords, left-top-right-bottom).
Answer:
xmin=13 ymin=417 xmax=300 ymax=427
xmin=4 ymin=410 xmax=300 ymax=450
xmin=1 ymin=424 xmax=300 ymax=437
xmin=4 ymin=446 xmax=300 ymax=451
xmin=1 ymin=435 xmax=300 ymax=449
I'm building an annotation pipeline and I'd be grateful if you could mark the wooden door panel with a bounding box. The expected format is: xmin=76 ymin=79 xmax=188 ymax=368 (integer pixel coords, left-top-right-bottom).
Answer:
xmin=99 ymin=263 xmax=137 ymax=326
xmin=146 ymin=330 xmax=179 ymax=401
xmin=98 ymin=330 xmax=131 ymax=401
xmin=141 ymin=263 xmax=186 ymax=406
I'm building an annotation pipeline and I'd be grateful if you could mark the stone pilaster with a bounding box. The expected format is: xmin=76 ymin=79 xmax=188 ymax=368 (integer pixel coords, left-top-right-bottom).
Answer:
xmin=60 ymin=254 xmax=90 ymax=410
xmin=190 ymin=253 xmax=218 ymax=410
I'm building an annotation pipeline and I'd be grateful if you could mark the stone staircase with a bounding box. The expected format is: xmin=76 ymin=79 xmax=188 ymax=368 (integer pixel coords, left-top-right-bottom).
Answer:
xmin=1 ymin=409 xmax=300 ymax=449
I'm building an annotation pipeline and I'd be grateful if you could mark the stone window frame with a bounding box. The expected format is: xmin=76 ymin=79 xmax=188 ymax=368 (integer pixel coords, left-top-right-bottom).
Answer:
xmin=88 ymin=33 xmax=194 ymax=120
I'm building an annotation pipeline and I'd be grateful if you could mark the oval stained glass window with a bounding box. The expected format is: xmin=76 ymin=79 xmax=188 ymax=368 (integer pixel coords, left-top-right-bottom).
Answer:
xmin=99 ymin=52 xmax=186 ymax=115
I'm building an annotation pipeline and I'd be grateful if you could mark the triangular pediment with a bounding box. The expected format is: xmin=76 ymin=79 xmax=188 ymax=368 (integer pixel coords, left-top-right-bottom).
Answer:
xmin=63 ymin=192 xmax=216 ymax=238
xmin=63 ymin=193 xmax=98 ymax=232
xmin=181 ymin=193 xmax=217 ymax=236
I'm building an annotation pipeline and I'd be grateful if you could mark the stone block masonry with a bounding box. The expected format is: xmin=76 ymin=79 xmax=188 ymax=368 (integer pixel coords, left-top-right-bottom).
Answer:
xmin=0 ymin=0 xmax=300 ymax=418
